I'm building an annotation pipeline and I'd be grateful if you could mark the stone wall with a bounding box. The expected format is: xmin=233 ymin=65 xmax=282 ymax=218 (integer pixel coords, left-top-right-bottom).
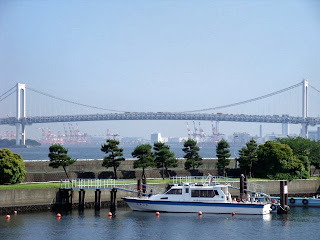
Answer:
xmin=24 ymin=158 xmax=235 ymax=182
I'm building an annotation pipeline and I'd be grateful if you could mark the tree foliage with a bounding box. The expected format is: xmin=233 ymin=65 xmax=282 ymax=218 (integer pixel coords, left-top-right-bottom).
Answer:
xmin=101 ymin=139 xmax=125 ymax=179
xmin=48 ymin=144 xmax=75 ymax=181
xmin=237 ymin=139 xmax=258 ymax=177
xmin=0 ymin=149 xmax=26 ymax=184
xmin=277 ymin=136 xmax=318 ymax=171
xmin=216 ymin=139 xmax=231 ymax=176
xmin=255 ymin=141 xmax=309 ymax=180
xmin=182 ymin=139 xmax=202 ymax=170
xmin=153 ymin=142 xmax=177 ymax=179
xmin=132 ymin=144 xmax=154 ymax=179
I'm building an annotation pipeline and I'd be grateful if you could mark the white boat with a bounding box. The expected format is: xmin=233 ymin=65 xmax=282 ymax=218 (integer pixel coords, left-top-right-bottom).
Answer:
xmin=122 ymin=178 xmax=272 ymax=215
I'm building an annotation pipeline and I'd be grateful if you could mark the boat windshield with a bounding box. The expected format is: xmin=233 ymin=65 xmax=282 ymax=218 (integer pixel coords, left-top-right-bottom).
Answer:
xmin=220 ymin=186 xmax=229 ymax=195
xmin=165 ymin=189 xmax=182 ymax=195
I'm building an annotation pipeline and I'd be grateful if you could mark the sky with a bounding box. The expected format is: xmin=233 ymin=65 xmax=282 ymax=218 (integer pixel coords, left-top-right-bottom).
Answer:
xmin=0 ymin=0 xmax=320 ymax=140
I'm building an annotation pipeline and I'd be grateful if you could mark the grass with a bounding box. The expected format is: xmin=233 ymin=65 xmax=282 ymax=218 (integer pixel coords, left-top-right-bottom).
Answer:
xmin=0 ymin=176 xmax=319 ymax=190
xmin=0 ymin=182 xmax=61 ymax=190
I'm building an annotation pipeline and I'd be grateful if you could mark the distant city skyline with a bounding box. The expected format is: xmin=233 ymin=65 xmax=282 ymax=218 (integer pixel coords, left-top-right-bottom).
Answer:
xmin=0 ymin=0 xmax=319 ymax=140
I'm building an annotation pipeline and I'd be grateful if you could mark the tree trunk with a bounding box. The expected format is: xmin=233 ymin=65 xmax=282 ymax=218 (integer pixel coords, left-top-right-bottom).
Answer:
xmin=165 ymin=166 xmax=170 ymax=178
xmin=162 ymin=163 xmax=164 ymax=180
xmin=114 ymin=165 xmax=117 ymax=179
xmin=63 ymin=166 xmax=71 ymax=183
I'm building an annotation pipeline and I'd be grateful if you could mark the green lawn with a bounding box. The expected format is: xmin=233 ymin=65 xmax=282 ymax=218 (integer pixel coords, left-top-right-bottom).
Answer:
xmin=0 ymin=182 xmax=61 ymax=190
xmin=0 ymin=176 xmax=319 ymax=190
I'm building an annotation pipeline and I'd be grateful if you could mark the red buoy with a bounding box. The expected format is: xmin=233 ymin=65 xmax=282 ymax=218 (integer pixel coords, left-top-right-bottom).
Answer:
xmin=232 ymin=212 xmax=236 ymax=216
xmin=198 ymin=211 xmax=203 ymax=216
xmin=14 ymin=211 xmax=18 ymax=215
xmin=6 ymin=215 xmax=10 ymax=219
xmin=155 ymin=212 xmax=160 ymax=216
xmin=57 ymin=213 xmax=61 ymax=218
xmin=108 ymin=212 xmax=113 ymax=217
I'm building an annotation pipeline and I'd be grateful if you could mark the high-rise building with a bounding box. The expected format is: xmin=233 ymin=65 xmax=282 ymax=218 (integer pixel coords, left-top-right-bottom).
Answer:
xmin=151 ymin=133 xmax=162 ymax=143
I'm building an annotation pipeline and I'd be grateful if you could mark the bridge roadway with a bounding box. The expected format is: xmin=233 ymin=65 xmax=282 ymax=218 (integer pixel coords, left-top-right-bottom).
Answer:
xmin=1 ymin=112 xmax=320 ymax=126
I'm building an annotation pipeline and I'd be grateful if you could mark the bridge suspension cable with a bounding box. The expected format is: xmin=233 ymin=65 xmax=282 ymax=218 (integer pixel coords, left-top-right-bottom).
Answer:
xmin=182 ymin=81 xmax=303 ymax=113
xmin=27 ymin=86 xmax=126 ymax=113
xmin=309 ymin=84 xmax=320 ymax=94
xmin=0 ymin=85 xmax=16 ymax=103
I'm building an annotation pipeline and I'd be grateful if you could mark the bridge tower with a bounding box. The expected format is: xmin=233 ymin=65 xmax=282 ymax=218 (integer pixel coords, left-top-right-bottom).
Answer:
xmin=16 ymin=83 xmax=26 ymax=145
xmin=301 ymin=79 xmax=308 ymax=138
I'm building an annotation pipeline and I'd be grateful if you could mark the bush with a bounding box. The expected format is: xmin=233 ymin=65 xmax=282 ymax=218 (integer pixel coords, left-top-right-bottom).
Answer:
xmin=0 ymin=149 xmax=26 ymax=184
xmin=255 ymin=141 xmax=309 ymax=180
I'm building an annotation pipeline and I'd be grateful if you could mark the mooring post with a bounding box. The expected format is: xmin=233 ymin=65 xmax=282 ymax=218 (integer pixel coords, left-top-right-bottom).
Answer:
xmin=79 ymin=189 xmax=85 ymax=211
xmin=95 ymin=189 xmax=101 ymax=211
xmin=67 ymin=189 xmax=73 ymax=210
xmin=278 ymin=180 xmax=289 ymax=214
xmin=110 ymin=188 xmax=117 ymax=213
xmin=244 ymin=175 xmax=248 ymax=196
xmin=137 ymin=179 xmax=142 ymax=197
xmin=142 ymin=178 xmax=147 ymax=194
xmin=240 ymin=174 xmax=244 ymax=200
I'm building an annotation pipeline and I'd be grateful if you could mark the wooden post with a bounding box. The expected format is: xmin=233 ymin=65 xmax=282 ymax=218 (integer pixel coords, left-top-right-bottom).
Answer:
xmin=278 ymin=180 xmax=289 ymax=214
xmin=142 ymin=178 xmax=147 ymax=194
xmin=137 ymin=179 xmax=142 ymax=197
xmin=67 ymin=189 xmax=73 ymax=210
xmin=95 ymin=189 xmax=101 ymax=211
xmin=79 ymin=189 xmax=85 ymax=211
xmin=244 ymin=175 xmax=248 ymax=197
xmin=110 ymin=188 xmax=117 ymax=213
xmin=240 ymin=174 xmax=244 ymax=200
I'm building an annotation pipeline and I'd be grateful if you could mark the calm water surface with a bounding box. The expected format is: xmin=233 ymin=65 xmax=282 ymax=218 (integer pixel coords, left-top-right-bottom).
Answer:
xmin=5 ymin=145 xmax=242 ymax=160
xmin=1 ymin=208 xmax=319 ymax=240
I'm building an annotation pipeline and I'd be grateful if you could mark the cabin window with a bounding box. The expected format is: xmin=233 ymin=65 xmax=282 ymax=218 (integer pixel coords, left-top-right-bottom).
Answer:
xmin=166 ymin=189 xmax=182 ymax=195
xmin=185 ymin=188 xmax=189 ymax=194
xmin=214 ymin=190 xmax=219 ymax=195
xmin=191 ymin=190 xmax=215 ymax=198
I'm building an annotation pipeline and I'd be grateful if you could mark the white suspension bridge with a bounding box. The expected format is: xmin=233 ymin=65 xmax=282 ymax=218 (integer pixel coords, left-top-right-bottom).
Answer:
xmin=1 ymin=79 xmax=320 ymax=146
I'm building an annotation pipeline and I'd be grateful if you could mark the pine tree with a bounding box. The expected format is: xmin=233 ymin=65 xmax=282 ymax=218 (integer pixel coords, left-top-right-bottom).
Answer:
xmin=132 ymin=144 xmax=154 ymax=179
xmin=101 ymin=139 xmax=125 ymax=179
xmin=153 ymin=142 xmax=177 ymax=179
xmin=216 ymin=139 xmax=231 ymax=176
xmin=237 ymin=139 xmax=258 ymax=178
xmin=183 ymin=139 xmax=202 ymax=170
xmin=48 ymin=144 xmax=75 ymax=182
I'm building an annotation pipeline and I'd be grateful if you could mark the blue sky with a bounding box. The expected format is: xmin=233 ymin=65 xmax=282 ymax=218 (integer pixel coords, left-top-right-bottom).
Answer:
xmin=0 ymin=0 xmax=319 ymax=140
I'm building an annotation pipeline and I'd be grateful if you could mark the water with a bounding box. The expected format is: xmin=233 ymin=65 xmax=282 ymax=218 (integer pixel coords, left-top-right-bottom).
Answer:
xmin=0 ymin=208 xmax=319 ymax=240
xmin=4 ymin=145 xmax=242 ymax=161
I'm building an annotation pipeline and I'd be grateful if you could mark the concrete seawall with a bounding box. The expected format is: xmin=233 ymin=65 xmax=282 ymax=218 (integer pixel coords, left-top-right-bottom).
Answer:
xmin=1 ymin=179 xmax=319 ymax=214
xmin=24 ymin=158 xmax=235 ymax=182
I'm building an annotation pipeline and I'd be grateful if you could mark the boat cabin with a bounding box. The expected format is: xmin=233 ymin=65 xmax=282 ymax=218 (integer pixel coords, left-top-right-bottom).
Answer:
xmin=149 ymin=183 xmax=232 ymax=203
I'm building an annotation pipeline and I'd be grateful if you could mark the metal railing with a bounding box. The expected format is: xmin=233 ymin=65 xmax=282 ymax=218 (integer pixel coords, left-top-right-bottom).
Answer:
xmin=170 ymin=174 xmax=238 ymax=186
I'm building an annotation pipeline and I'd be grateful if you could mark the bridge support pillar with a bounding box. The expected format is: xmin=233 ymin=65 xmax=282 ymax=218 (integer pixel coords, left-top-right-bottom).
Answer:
xmin=282 ymin=123 xmax=289 ymax=136
xmin=95 ymin=189 xmax=101 ymax=211
xmin=79 ymin=189 xmax=85 ymax=211
xmin=301 ymin=79 xmax=309 ymax=139
xmin=301 ymin=124 xmax=308 ymax=139
xmin=16 ymin=83 xmax=27 ymax=146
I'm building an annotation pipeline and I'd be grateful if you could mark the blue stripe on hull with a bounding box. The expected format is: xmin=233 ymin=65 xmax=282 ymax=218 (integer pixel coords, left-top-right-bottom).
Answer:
xmin=122 ymin=198 xmax=265 ymax=209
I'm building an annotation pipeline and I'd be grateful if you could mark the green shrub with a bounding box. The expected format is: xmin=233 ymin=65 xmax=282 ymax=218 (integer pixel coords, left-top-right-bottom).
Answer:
xmin=0 ymin=148 xmax=26 ymax=184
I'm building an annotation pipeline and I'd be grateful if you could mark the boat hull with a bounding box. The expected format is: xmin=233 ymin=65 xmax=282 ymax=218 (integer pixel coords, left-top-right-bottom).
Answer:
xmin=122 ymin=197 xmax=271 ymax=215
xmin=259 ymin=197 xmax=320 ymax=207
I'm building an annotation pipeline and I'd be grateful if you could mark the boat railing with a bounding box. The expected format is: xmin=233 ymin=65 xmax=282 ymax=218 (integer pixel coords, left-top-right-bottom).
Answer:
xmin=170 ymin=174 xmax=237 ymax=186
xmin=60 ymin=178 xmax=137 ymax=190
